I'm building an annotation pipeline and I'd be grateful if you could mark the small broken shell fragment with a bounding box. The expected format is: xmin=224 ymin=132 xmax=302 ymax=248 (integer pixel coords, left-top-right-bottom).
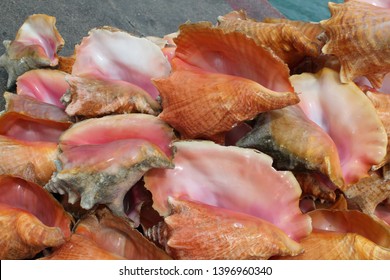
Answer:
xmin=320 ymin=1 xmax=390 ymax=88
xmin=0 ymin=175 xmax=72 ymax=259
xmin=71 ymin=27 xmax=171 ymax=99
xmin=16 ymin=69 xmax=69 ymax=109
xmin=63 ymin=75 xmax=161 ymax=117
xmin=291 ymin=68 xmax=388 ymax=186
xmin=237 ymin=105 xmax=344 ymax=187
xmin=144 ymin=140 xmax=312 ymax=241
xmin=0 ymin=14 xmax=64 ymax=88
xmin=146 ymin=198 xmax=303 ymax=260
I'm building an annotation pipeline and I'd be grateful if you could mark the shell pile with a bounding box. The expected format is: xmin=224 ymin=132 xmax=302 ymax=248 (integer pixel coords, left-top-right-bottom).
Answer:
xmin=1 ymin=0 xmax=390 ymax=260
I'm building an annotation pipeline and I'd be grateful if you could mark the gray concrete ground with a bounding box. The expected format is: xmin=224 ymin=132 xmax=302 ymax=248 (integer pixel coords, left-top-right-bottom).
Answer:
xmin=0 ymin=0 xmax=236 ymax=110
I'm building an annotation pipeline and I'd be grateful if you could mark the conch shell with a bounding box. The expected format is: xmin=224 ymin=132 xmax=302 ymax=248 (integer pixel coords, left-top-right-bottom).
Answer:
xmin=320 ymin=1 xmax=390 ymax=88
xmin=16 ymin=69 xmax=69 ymax=109
xmin=155 ymin=59 xmax=299 ymax=143
xmin=62 ymin=75 xmax=161 ymax=117
xmin=0 ymin=14 xmax=64 ymax=88
xmin=144 ymin=140 xmax=312 ymax=241
xmin=237 ymin=105 xmax=344 ymax=187
xmin=217 ymin=13 xmax=322 ymax=67
xmin=291 ymin=68 xmax=388 ymax=186
xmin=146 ymin=198 xmax=303 ymax=260
xmin=0 ymin=135 xmax=57 ymax=185
xmin=0 ymin=175 xmax=72 ymax=259
xmin=366 ymin=90 xmax=390 ymax=169
xmin=0 ymin=92 xmax=71 ymax=143
xmin=174 ymin=22 xmax=294 ymax=92
xmin=71 ymin=26 xmax=171 ymax=99
xmin=43 ymin=207 xmax=171 ymax=259
xmin=278 ymin=209 xmax=390 ymax=259
xmin=45 ymin=114 xmax=175 ymax=214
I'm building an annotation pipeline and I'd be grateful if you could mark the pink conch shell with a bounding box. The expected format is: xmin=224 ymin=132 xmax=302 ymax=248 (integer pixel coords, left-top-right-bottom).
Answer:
xmin=144 ymin=140 xmax=312 ymax=241
xmin=16 ymin=69 xmax=69 ymax=108
xmin=62 ymin=75 xmax=161 ymax=117
xmin=3 ymin=91 xmax=70 ymax=124
xmin=174 ymin=22 xmax=293 ymax=92
xmin=0 ymin=175 xmax=71 ymax=259
xmin=291 ymin=68 xmax=388 ymax=186
xmin=217 ymin=14 xmax=322 ymax=67
xmin=0 ymin=135 xmax=57 ymax=185
xmin=0 ymin=96 xmax=70 ymax=143
xmin=366 ymin=91 xmax=390 ymax=169
xmin=45 ymin=114 xmax=175 ymax=214
xmin=146 ymin=198 xmax=303 ymax=260
xmin=45 ymin=139 xmax=173 ymax=214
xmin=154 ymin=59 xmax=299 ymax=143
xmin=237 ymin=105 xmax=344 ymax=187
xmin=277 ymin=209 xmax=390 ymax=259
xmin=74 ymin=207 xmax=171 ymax=259
xmin=320 ymin=1 xmax=390 ymax=88
xmin=0 ymin=14 xmax=64 ymax=88
xmin=58 ymin=114 xmax=175 ymax=157
xmin=71 ymin=27 xmax=171 ymax=99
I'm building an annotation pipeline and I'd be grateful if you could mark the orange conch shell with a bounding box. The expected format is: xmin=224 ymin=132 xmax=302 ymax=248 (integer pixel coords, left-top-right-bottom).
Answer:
xmin=217 ymin=14 xmax=322 ymax=67
xmin=0 ymin=175 xmax=72 ymax=259
xmin=43 ymin=207 xmax=171 ymax=260
xmin=278 ymin=209 xmax=390 ymax=259
xmin=155 ymin=59 xmax=299 ymax=143
xmin=146 ymin=198 xmax=303 ymax=260
xmin=320 ymin=1 xmax=390 ymax=88
xmin=173 ymin=22 xmax=293 ymax=92
xmin=0 ymin=135 xmax=57 ymax=185
xmin=74 ymin=207 xmax=171 ymax=259
xmin=262 ymin=17 xmax=325 ymax=45
xmin=40 ymin=234 xmax=125 ymax=260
